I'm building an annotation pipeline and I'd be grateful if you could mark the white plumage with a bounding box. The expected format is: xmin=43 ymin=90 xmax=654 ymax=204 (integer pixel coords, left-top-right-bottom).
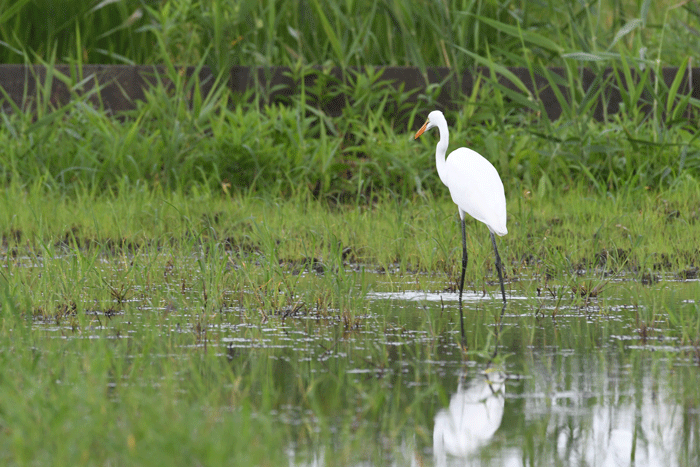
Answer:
xmin=443 ymin=146 xmax=508 ymax=236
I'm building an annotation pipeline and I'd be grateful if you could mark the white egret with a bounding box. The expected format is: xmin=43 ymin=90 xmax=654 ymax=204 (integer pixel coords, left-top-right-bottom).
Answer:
xmin=414 ymin=110 xmax=507 ymax=342
xmin=433 ymin=371 xmax=506 ymax=463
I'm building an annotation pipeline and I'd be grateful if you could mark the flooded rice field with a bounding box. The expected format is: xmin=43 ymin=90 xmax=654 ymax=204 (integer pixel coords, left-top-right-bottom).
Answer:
xmin=29 ymin=269 xmax=700 ymax=466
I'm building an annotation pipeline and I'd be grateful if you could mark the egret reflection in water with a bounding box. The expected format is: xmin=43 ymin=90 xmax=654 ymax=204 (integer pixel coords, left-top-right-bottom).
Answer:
xmin=433 ymin=370 xmax=506 ymax=465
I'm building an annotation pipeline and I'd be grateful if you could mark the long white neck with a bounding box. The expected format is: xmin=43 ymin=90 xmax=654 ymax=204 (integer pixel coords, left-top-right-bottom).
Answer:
xmin=435 ymin=120 xmax=449 ymax=187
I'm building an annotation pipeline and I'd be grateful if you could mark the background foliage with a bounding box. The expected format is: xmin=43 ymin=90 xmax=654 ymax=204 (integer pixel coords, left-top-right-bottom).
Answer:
xmin=2 ymin=0 xmax=699 ymax=69
xmin=0 ymin=0 xmax=699 ymax=199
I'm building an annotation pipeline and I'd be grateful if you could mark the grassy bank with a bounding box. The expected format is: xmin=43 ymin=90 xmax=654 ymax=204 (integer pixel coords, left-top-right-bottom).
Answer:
xmin=2 ymin=181 xmax=700 ymax=320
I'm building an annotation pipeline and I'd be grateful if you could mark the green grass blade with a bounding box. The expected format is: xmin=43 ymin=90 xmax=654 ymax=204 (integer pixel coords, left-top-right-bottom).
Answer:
xmin=452 ymin=44 xmax=532 ymax=97
xmin=665 ymin=56 xmax=690 ymax=118
xmin=540 ymin=66 xmax=572 ymax=118
xmin=0 ymin=0 xmax=31 ymax=24
xmin=310 ymin=0 xmax=345 ymax=67
xmin=468 ymin=13 xmax=564 ymax=54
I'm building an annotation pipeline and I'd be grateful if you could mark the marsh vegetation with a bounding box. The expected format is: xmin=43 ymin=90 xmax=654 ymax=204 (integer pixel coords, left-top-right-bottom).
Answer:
xmin=1 ymin=0 xmax=700 ymax=465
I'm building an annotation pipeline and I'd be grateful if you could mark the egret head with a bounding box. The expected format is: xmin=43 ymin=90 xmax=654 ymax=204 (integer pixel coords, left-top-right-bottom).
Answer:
xmin=414 ymin=110 xmax=446 ymax=139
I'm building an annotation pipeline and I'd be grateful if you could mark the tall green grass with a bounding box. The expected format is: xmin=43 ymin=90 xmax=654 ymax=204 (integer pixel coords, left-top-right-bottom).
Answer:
xmin=1 ymin=59 xmax=698 ymax=200
xmin=0 ymin=0 xmax=152 ymax=65
xmin=2 ymin=0 xmax=697 ymax=70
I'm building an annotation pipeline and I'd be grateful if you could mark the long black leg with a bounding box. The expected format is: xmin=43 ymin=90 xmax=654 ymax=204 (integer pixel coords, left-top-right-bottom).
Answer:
xmin=459 ymin=217 xmax=468 ymax=348
xmin=490 ymin=302 xmax=507 ymax=360
xmin=490 ymin=231 xmax=506 ymax=304
xmin=488 ymin=233 xmax=507 ymax=360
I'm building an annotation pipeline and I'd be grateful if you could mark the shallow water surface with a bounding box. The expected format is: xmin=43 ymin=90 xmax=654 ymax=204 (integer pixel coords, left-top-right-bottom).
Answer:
xmin=32 ymin=275 xmax=700 ymax=466
xmin=289 ymin=280 xmax=699 ymax=466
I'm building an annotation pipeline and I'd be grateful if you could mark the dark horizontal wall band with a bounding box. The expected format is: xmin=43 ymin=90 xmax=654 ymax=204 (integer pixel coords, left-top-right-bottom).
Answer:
xmin=0 ymin=65 xmax=698 ymax=123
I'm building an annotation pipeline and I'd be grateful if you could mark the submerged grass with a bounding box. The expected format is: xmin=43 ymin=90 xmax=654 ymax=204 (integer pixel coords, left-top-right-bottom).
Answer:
xmin=0 ymin=328 xmax=288 ymax=465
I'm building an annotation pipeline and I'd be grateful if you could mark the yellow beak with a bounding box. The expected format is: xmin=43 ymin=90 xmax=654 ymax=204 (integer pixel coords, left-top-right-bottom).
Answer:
xmin=414 ymin=119 xmax=429 ymax=139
